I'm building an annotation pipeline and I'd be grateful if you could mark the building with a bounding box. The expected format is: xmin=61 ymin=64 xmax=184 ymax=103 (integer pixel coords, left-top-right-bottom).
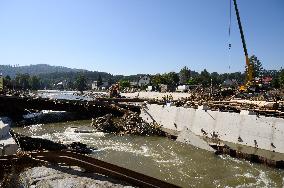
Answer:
xmin=176 ymin=85 xmax=190 ymax=92
xmin=129 ymin=75 xmax=151 ymax=88
xmin=92 ymin=81 xmax=110 ymax=90
xmin=137 ymin=75 xmax=150 ymax=87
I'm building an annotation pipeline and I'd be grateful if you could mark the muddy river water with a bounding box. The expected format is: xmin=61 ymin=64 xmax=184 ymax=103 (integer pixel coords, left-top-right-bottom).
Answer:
xmin=13 ymin=120 xmax=284 ymax=187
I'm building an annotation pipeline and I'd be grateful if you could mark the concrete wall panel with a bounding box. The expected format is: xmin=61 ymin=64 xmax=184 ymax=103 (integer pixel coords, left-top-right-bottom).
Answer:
xmin=140 ymin=104 xmax=284 ymax=153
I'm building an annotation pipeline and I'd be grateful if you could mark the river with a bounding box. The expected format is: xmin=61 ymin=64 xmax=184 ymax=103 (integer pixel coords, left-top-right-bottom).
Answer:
xmin=13 ymin=120 xmax=284 ymax=187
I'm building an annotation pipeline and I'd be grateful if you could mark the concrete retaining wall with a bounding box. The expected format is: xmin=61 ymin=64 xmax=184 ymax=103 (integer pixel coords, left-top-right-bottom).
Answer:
xmin=140 ymin=104 xmax=284 ymax=154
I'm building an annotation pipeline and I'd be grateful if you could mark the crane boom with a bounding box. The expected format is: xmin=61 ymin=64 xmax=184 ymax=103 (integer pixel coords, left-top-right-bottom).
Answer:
xmin=232 ymin=0 xmax=253 ymax=84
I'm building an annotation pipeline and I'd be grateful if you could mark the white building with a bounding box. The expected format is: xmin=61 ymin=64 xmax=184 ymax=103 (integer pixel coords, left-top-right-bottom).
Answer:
xmin=176 ymin=85 xmax=190 ymax=92
xmin=137 ymin=75 xmax=150 ymax=87
xmin=92 ymin=81 xmax=110 ymax=90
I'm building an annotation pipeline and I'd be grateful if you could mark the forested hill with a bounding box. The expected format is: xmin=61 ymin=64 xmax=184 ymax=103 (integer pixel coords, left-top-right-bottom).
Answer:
xmin=0 ymin=64 xmax=143 ymax=85
xmin=0 ymin=64 xmax=85 ymax=78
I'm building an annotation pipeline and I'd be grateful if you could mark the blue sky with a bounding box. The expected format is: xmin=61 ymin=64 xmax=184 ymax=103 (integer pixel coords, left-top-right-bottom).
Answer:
xmin=0 ymin=0 xmax=283 ymax=75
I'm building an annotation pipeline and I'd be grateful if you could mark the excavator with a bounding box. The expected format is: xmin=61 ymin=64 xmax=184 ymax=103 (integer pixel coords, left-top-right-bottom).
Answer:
xmin=231 ymin=0 xmax=254 ymax=92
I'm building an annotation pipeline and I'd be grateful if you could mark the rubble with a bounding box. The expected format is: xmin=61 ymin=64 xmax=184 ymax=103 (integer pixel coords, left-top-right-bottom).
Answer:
xmin=141 ymin=87 xmax=284 ymax=118
xmin=92 ymin=112 xmax=166 ymax=136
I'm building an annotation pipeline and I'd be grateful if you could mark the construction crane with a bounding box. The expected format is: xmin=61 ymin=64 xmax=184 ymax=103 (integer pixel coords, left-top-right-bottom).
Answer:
xmin=232 ymin=0 xmax=254 ymax=91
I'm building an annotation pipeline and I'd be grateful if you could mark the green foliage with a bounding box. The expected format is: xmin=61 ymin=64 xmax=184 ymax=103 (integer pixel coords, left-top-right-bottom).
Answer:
xmin=15 ymin=73 xmax=30 ymax=90
xmin=151 ymin=74 xmax=164 ymax=86
xmin=200 ymin=69 xmax=211 ymax=86
xmin=279 ymin=69 xmax=284 ymax=88
xmin=97 ymin=75 xmax=103 ymax=86
xmin=0 ymin=77 xmax=3 ymax=91
xmin=66 ymin=80 xmax=75 ymax=90
xmin=151 ymin=72 xmax=179 ymax=86
xmin=2 ymin=63 xmax=283 ymax=91
xmin=10 ymin=74 xmax=43 ymax=90
xmin=271 ymin=69 xmax=284 ymax=88
xmin=74 ymin=74 xmax=87 ymax=92
xmin=271 ymin=77 xmax=280 ymax=88
xmin=5 ymin=75 xmax=11 ymax=81
xmin=249 ymin=55 xmax=264 ymax=78
xmin=0 ymin=64 xmax=84 ymax=78
xmin=210 ymin=72 xmax=220 ymax=86
xmin=179 ymin=66 xmax=191 ymax=84
xmin=163 ymin=72 xmax=179 ymax=85
xmin=3 ymin=75 xmax=12 ymax=89
xmin=187 ymin=78 xmax=198 ymax=85
xmin=119 ymin=80 xmax=130 ymax=88
xmin=29 ymin=76 xmax=41 ymax=90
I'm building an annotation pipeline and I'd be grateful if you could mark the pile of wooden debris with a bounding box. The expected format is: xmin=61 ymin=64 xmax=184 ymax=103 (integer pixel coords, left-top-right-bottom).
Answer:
xmin=92 ymin=112 xmax=166 ymax=136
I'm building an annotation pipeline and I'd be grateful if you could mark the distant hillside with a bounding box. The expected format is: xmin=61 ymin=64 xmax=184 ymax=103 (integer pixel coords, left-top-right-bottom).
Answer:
xmin=0 ymin=64 xmax=147 ymax=87
xmin=0 ymin=64 xmax=85 ymax=78
xmin=38 ymin=71 xmax=114 ymax=84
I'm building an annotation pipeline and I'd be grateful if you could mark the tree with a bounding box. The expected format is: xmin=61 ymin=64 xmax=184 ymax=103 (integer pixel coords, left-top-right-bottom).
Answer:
xmin=29 ymin=76 xmax=41 ymax=90
xmin=163 ymin=72 xmax=179 ymax=85
xmin=187 ymin=78 xmax=198 ymax=85
xmin=66 ymin=80 xmax=75 ymax=90
xmin=271 ymin=77 xmax=280 ymax=88
xmin=5 ymin=75 xmax=11 ymax=81
xmin=119 ymin=80 xmax=130 ymax=88
xmin=151 ymin=74 xmax=164 ymax=86
xmin=15 ymin=73 xmax=30 ymax=90
xmin=279 ymin=69 xmax=284 ymax=88
xmin=179 ymin=66 xmax=191 ymax=84
xmin=75 ymin=74 xmax=87 ymax=93
xmin=210 ymin=72 xmax=220 ymax=86
xmin=200 ymin=69 xmax=211 ymax=86
xmin=249 ymin=55 xmax=264 ymax=78
xmin=4 ymin=75 xmax=12 ymax=89
xmin=97 ymin=74 xmax=103 ymax=87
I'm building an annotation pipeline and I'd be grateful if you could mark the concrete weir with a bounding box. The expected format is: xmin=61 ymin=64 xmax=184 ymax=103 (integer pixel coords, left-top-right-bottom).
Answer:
xmin=140 ymin=104 xmax=284 ymax=164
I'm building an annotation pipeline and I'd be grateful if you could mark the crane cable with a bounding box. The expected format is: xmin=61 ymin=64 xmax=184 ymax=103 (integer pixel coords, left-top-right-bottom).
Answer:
xmin=228 ymin=0 xmax=232 ymax=71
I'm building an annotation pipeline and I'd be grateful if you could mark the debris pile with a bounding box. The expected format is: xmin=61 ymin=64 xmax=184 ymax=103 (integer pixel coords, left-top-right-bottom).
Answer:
xmin=144 ymin=88 xmax=284 ymax=118
xmin=92 ymin=113 xmax=166 ymax=136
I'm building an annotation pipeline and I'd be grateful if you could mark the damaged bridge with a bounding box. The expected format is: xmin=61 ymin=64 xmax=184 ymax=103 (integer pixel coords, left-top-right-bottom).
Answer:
xmin=0 ymin=95 xmax=140 ymax=119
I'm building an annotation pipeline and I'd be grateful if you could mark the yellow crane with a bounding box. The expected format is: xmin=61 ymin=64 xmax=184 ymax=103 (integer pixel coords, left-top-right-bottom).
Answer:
xmin=232 ymin=0 xmax=254 ymax=91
